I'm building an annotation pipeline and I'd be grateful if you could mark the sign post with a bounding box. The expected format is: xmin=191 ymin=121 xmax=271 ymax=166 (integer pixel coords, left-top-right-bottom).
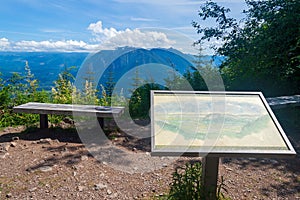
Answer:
xmin=151 ymin=90 xmax=296 ymax=199
xmin=202 ymin=156 xmax=219 ymax=199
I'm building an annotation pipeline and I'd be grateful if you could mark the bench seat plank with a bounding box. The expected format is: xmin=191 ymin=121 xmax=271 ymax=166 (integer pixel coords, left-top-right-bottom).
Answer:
xmin=13 ymin=102 xmax=124 ymax=118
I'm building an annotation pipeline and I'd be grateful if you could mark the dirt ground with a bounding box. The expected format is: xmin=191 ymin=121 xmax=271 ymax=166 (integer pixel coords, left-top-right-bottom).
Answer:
xmin=0 ymin=119 xmax=299 ymax=200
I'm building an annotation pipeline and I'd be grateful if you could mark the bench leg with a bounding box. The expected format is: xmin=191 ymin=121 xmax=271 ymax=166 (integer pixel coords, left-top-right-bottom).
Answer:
xmin=40 ymin=114 xmax=48 ymax=129
xmin=97 ymin=118 xmax=104 ymax=129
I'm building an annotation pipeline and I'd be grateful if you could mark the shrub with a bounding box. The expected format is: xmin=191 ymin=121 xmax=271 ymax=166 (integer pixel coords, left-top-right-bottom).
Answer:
xmin=167 ymin=162 xmax=230 ymax=200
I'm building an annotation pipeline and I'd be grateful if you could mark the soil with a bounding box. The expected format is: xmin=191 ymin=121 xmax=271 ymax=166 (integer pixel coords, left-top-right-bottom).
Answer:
xmin=0 ymin=120 xmax=299 ymax=200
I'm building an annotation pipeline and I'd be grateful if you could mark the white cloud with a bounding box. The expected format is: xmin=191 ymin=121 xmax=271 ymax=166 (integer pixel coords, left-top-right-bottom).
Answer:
xmin=0 ymin=38 xmax=10 ymax=51
xmin=1 ymin=39 xmax=100 ymax=52
xmin=0 ymin=21 xmax=198 ymax=53
xmin=102 ymin=29 xmax=176 ymax=49
xmin=88 ymin=21 xmax=176 ymax=50
xmin=87 ymin=21 xmax=119 ymax=41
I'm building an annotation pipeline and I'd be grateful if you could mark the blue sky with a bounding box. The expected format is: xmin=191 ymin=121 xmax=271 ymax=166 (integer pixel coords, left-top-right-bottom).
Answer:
xmin=0 ymin=0 xmax=247 ymax=54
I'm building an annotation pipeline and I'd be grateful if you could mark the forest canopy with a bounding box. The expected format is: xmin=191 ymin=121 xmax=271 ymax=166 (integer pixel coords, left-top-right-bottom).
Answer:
xmin=192 ymin=0 xmax=300 ymax=96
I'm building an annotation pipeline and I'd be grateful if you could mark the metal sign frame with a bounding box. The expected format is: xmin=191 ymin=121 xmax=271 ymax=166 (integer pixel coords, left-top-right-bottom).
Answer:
xmin=151 ymin=90 xmax=296 ymax=158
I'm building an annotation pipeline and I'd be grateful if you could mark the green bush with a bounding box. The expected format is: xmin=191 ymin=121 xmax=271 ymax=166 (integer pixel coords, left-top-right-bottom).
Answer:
xmin=168 ymin=162 xmax=203 ymax=200
xmin=166 ymin=162 xmax=230 ymax=200
xmin=129 ymin=83 xmax=164 ymax=119
xmin=0 ymin=62 xmax=50 ymax=127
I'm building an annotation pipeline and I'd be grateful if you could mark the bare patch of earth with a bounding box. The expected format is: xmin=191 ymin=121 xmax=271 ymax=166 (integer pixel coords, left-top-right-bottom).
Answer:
xmin=0 ymin=121 xmax=299 ymax=200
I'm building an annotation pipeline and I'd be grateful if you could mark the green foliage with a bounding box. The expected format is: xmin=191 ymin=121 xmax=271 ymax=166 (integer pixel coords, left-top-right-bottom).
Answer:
xmin=72 ymin=80 xmax=99 ymax=105
xmin=98 ymin=84 xmax=111 ymax=106
xmin=166 ymin=162 xmax=230 ymax=200
xmin=129 ymin=82 xmax=164 ymax=119
xmin=0 ymin=62 xmax=50 ymax=127
xmin=104 ymin=68 xmax=116 ymax=97
xmin=51 ymin=66 xmax=75 ymax=104
xmin=193 ymin=0 xmax=300 ymax=96
xmin=164 ymin=48 xmax=221 ymax=92
xmin=168 ymin=162 xmax=203 ymax=200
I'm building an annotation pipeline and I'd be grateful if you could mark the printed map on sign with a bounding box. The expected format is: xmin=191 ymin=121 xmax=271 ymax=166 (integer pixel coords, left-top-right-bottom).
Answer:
xmin=152 ymin=91 xmax=291 ymax=153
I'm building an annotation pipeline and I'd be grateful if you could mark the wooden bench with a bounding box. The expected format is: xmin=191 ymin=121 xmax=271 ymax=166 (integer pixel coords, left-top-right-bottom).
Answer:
xmin=13 ymin=102 xmax=125 ymax=129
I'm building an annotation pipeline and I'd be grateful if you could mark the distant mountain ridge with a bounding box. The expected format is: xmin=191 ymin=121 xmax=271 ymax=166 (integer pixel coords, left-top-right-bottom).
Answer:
xmin=0 ymin=48 xmax=224 ymax=90
xmin=0 ymin=52 xmax=88 ymax=90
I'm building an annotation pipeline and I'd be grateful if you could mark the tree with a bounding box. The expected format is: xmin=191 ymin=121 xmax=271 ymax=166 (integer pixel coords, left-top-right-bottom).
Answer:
xmin=104 ymin=68 xmax=115 ymax=97
xmin=51 ymin=66 xmax=75 ymax=104
xmin=193 ymin=0 xmax=300 ymax=96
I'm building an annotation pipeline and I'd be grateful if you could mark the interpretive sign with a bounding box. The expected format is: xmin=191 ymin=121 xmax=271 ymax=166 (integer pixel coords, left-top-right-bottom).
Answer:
xmin=151 ymin=90 xmax=296 ymax=157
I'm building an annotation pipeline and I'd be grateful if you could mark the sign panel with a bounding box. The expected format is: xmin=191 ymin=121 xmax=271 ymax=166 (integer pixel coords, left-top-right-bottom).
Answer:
xmin=151 ymin=91 xmax=296 ymax=157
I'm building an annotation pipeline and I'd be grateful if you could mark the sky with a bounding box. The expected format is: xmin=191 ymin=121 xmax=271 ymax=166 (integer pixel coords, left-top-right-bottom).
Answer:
xmin=0 ymin=0 xmax=247 ymax=54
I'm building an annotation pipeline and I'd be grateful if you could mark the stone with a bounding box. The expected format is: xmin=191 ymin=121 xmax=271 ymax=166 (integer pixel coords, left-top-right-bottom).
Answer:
xmin=94 ymin=183 xmax=107 ymax=190
xmin=10 ymin=142 xmax=17 ymax=147
xmin=52 ymin=139 xmax=60 ymax=144
xmin=81 ymin=155 xmax=88 ymax=161
xmin=63 ymin=117 xmax=74 ymax=124
xmin=110 ymin=193 xmax=118 ymax=198
xmin=107 ymin=189 xmax=112 ymax=195
xmin=0 ymin=143 xmax=10 ymax=152
xmin=78 ymin=186 xmax=85 ymax=192
xmin=269 ymin=159 xmax=279 ymax=165
xmin=6 ymin=193 xmax=12 ymax=198
xmin=12 ymin=136 xmax=19 ymax=141
xmin=37 ymin=138 xmax=52 ymax=144
xmin=29 ymin=187 xmax=37 ymax=192
xmin=225 ymin=166 xmax=233 ymax=171
xmin=38 ymin=166 xmax=53 ymax=172
xmin=0 ymin=153 xmax=9 ymax=159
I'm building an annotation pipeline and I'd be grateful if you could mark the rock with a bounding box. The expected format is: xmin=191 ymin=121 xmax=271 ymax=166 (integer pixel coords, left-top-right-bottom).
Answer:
xmin=0 ymin=143 xmax=10 ymax=152
xmin=269 ymin=159 xmax=279 ymax=165
xmin=6 ymin=193 xmax=12 ymax=198
xmin=37 ymin=138 xmax=52 ymax=144
xmin=94 ymin=183 xmax=107 ymax=190
xmin=12 ymin=136 xmax=19 ymax=141
xmin=29 ymin=187 xmax=37 ymax=192
xmin=52 ymin=139 xmax=60 ymax=144
xmin=10 ymin=142 xmax=17 ymax=147
xmin=38 ymin=166 xmax=53 ymax=172
xmin=107 ymin=189 xmax=112 ymax=195
xmin=81 ymin=155 xmax=88 ymax=161
xmin=63 ymin=117 xmax=74 ymax=124
xmin=110 ymin=193 xmax=118 ymax=198
xmin=0 ymin=152 xmax=9 ymax=159
xmin=78 ymin=186 xmax=85 ymax=192
xmin=225 ymin=166 xmax=233 ymax=171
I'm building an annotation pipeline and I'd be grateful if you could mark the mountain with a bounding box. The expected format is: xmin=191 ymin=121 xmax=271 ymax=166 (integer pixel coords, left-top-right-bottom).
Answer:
xmin=0 ymin=52 xmax=88 ymax=90
xmin=0 ymin=48 xmax=224 ymax=91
